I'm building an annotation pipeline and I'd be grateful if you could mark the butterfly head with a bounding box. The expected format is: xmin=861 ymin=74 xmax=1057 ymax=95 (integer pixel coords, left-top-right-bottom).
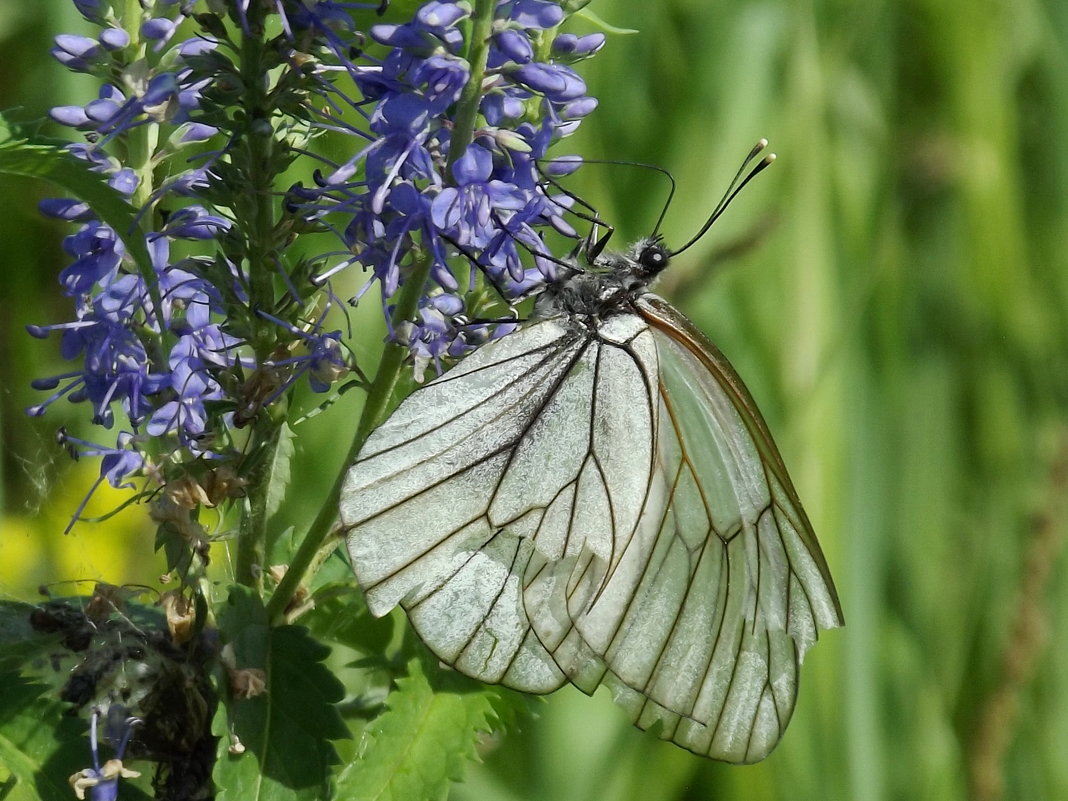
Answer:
xmin=590 ymin=234 xmax=671 ymax=292
xmin=627 ymin=235 xmax=672 ymax=284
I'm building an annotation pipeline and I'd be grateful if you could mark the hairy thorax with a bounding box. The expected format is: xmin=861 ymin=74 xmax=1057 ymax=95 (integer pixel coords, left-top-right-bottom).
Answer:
xmin=533 ymin=235 xmax=670 ymax=322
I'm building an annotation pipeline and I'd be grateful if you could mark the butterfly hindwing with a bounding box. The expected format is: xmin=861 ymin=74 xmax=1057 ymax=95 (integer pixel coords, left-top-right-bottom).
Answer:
xmin=341 ymin=318 xmax=584 ymax=691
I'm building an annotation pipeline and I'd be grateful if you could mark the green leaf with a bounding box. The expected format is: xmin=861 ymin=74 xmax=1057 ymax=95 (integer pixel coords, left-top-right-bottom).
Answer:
xmin=0 ymin=600 xmax=61 ymax=675
xmin=335 ymin=658 xmax=506 ymax=801
xmin=0 ymin=113 xmax=153 ymax=291
xmin=264 ymin=422 xmax=296 ymax=522
xmin=302 ymin=582 xmax=394 ymax=656
xmin=573 ymin=8 xmax=639 ymax=34
xmin=213 ymin=586 xmax=349 ymax=801
xmin=0 ymin=673 xmax=115 ymax=801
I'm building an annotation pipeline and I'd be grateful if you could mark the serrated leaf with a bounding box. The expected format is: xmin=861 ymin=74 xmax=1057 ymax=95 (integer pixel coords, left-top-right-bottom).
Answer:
xmin=0 ymin=112 xmax=154 ymax=295
xmin=264 ymin=422 xmax=296 ymax=522
xmin=213 ymin=586 xmax=349 ymax=801
xmin=335 ymin=658 xmax=505 ymax=801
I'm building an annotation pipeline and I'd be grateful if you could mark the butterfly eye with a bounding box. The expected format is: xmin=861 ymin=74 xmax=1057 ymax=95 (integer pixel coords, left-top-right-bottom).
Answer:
xmin=638 ymin=242 xmax=670 ymax=277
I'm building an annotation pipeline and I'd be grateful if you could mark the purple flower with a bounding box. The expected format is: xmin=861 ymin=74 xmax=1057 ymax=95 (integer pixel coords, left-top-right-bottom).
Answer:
xmin=261 ymin=310 xmax=350 ymax=395
xmin=552 ymin=32 xmax=607 ymax=58
xmin=141 ymin=17 xmax=176 ymax=43
xmin=51 ymin=34 xmax=101 ymax=72
xmin=512 ymin=62 xmax=588 ymax=102
xmin=158 ymin=205 xmax=231 ymax=240
xmin=411 ymin=54 xmax=470 ymax=113
xmin=39 ymin=198 xmax=93 ymax=222
xmin=72 ymin=0 xmax=104 ymax=23
xmin=493 ymin=30 xmax=534 ymax=64
xmin=31 ymin=0 xmax=606 ymax=499
xmin=59 ymin=223 xmax=125 ymax=297
xmin=290 ymin=0 xmax=602 ymax=369
xmin=69 ymin=708 xmax=141 ymax=801
xmin=29 ymin=280 xmax=164 ymax=428
xmin=431 ymin=143 xmax=528 ymax=247
xmin=507 ymin=0 xmax=565 ymax=29
xmin=146 ymin=335 xmax=225 ymax=446
xmin=98 ymin=28 xmax=129 ymax=51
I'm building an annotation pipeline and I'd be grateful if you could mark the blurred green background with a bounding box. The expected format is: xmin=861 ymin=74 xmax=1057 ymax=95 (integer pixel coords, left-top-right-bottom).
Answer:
xmin=3 ymin=1 xmax=1068 ymax=799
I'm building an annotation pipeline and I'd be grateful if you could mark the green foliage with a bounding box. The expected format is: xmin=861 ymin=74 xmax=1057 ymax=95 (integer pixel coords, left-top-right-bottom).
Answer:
xmin=0 ymin=113 xmax=152 ymax=284
xmin=335 ymin=658 xmax=509 ymax=801
xmin=0 ymin=600 xmax=61 ymax=675
xmin=263 ymin=423 xmax=296 ymax=524
xmin=0 ymin=674 xmax=89 ymax=801
xmin=213 ymin=586 xmax=349 ymax=801
xmin=301 ymin=582 xmax=395 ymax=657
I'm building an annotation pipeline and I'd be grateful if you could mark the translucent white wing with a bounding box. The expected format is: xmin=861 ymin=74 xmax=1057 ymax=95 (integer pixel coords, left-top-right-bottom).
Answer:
xmin=340 ymin=315 xmax=659 ymax=693
xmin=341 ymin=297 xmax=841 ymax=763
xmin=523 ymin=293 xmax=842 ymax=762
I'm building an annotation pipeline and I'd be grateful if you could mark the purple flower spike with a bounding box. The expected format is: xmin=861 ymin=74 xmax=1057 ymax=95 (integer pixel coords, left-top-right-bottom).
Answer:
xmin=286 ymin=0 xmax=604 ymax=370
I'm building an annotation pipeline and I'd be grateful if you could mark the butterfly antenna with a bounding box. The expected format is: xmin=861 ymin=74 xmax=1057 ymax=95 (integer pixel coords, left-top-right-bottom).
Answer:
xmin=669 ymin=139 xmax=775 ymax=257
xmin=646 ymin=163 xmax=677 ymax=239
xmin=537 ymin=158 xmax=678 ymax=260
xmin=536 ymin=158 xmax=600 ymax=218
xmin=533 ymin=161 xmax=612 ymax=260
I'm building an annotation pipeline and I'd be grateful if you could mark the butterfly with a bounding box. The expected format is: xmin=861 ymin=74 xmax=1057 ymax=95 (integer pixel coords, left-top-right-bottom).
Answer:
xmin=339 ymin=141 xmax=843 ymax=762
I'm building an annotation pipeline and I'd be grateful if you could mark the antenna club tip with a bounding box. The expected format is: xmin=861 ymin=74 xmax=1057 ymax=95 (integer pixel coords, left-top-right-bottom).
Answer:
xmin=766 ymin=153 xmax=777 ymax=163
xmin=757 ymin=137 xmax=769 ymax=148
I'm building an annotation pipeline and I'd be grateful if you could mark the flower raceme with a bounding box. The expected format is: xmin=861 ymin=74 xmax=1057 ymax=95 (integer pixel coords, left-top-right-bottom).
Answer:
xmin=30 ymin=0 xmax=604 ymax=526
xmin=292 ymin=0 xmax=603 ymax=376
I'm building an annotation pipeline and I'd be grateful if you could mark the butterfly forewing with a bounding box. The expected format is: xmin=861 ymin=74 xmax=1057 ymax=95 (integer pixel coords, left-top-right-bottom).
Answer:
xmin=511 ymin=297 xmax=840 ymax=761
xmin=637 ymin=294 xmax=842 ymax=639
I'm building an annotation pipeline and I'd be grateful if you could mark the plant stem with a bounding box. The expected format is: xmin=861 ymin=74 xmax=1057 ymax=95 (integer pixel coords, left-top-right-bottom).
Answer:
xmin=266 ymin=0 xmax=498 ymax=623
xmin=235 ymin=417 xmax=283 ymax=591
xmin=446 ymin=0 xmax=496 ymax=167
xmin=233 ymin=4 xmax=282 ymax=588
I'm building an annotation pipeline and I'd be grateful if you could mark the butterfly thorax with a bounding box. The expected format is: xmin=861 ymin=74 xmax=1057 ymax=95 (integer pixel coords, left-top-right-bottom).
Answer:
xmin=534 ymin=235 xmax=671 ymax=322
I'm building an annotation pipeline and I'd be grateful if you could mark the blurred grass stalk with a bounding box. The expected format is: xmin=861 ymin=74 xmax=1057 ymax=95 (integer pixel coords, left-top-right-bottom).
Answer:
xmin=969 ymin=433 xmax=1068 ymax=801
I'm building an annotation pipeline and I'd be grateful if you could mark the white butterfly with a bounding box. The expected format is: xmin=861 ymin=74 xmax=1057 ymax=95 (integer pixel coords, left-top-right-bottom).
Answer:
xmin=340 ymin=144 xmax=843 ymax=762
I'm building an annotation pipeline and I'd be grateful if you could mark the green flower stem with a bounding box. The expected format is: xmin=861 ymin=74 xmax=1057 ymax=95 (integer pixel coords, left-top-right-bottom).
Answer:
xmin=446 ymin=0 xmax=496 ymax=167
xmin=233 ymin=6 xmax=284 ymax=587
xmin=118 ymin=2 xmax=166 ymax=328
xmin=235 ymin=415 xmax=284 ymax=591
xmin=265 ymin=262 xmax=426 ymax=623
xmin=235 ymin=16 xmax=280 ymax=349
xmin=265 ymin=0 xmax=498 ymax=624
